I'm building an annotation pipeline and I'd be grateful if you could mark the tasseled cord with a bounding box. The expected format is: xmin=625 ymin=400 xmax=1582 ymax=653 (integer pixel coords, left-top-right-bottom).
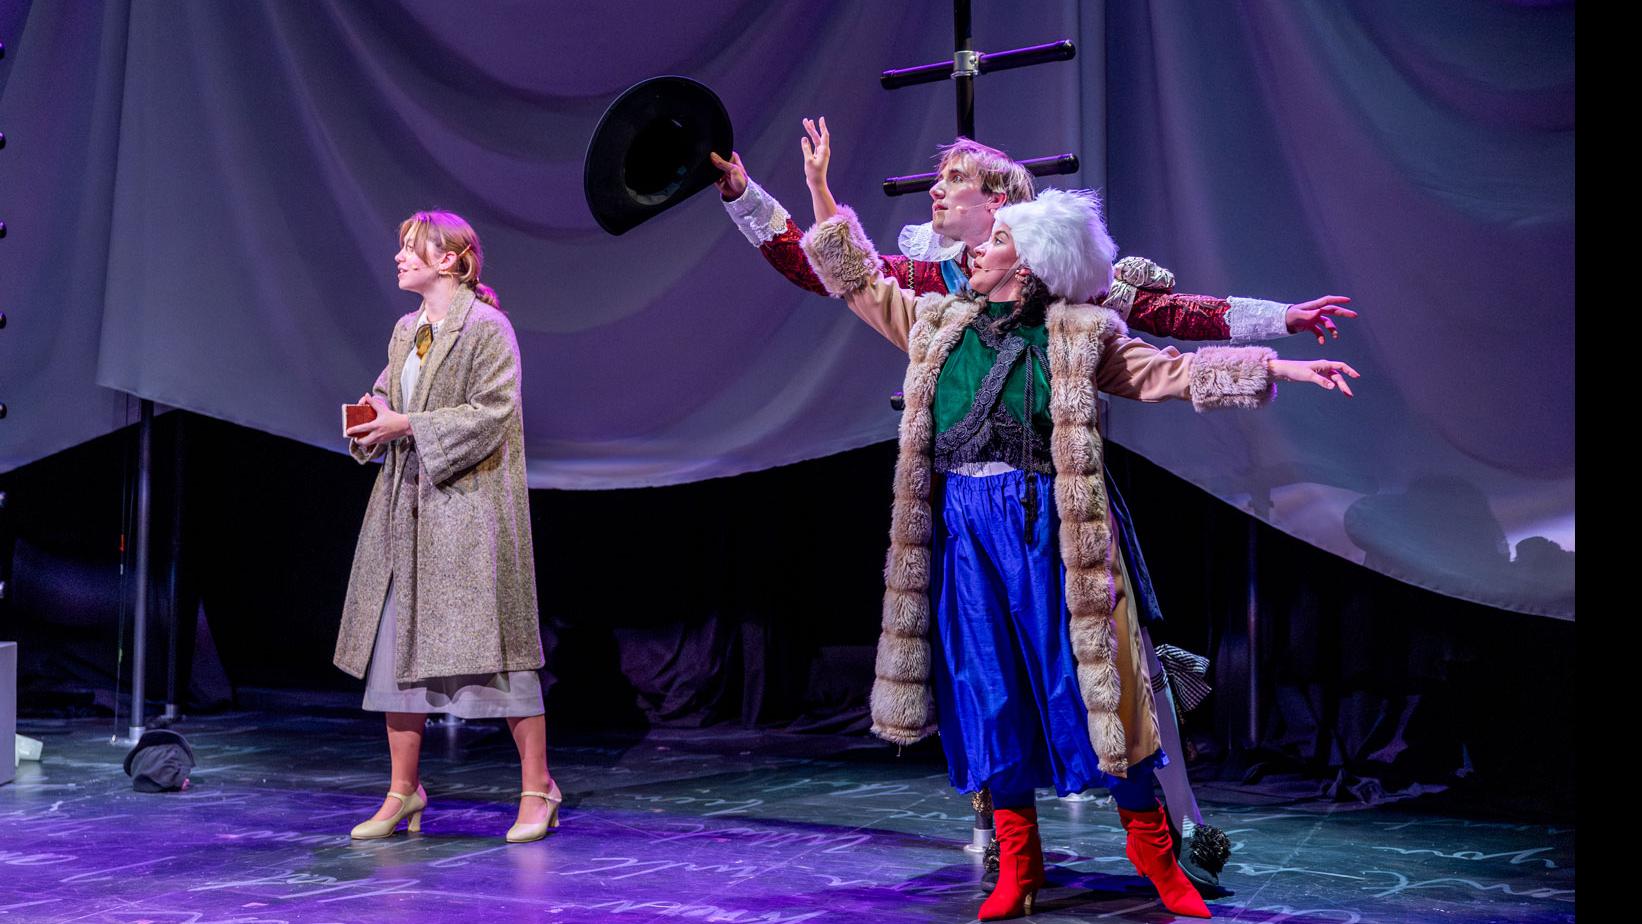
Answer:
xmin=1020 ymin=345 xmax=1046 ymax=537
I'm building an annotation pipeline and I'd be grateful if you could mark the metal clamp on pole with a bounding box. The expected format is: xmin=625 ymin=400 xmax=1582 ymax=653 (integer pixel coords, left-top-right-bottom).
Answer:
xmin=882 ymin=40 xmax=1075 ymax=89
xmin=886 ymin=39 xmax=1078 ymax=87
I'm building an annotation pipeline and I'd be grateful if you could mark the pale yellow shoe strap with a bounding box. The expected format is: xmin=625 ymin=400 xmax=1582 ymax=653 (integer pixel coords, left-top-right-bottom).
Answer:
xmin=521 ymin=790 xmax=556 ymax=801
xmin=385 ymin=791 xmax=414 ymax=803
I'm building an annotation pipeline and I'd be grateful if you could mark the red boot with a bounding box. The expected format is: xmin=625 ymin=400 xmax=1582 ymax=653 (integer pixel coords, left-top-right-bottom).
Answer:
xmin=1118 ymin=804 xmax=1212 ymax=918
xmin=978 ymin=806 xmax=1046 ymax=920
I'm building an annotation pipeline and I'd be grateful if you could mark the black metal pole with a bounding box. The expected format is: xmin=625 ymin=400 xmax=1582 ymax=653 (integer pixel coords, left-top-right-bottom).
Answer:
xmin=1245 ymin=519 xmax=1259 ymax=747
xmin=978 ymin=41 xmax=1075 ymax=77
xmin=164 ymin=414 xmax=185 ymax=721
xmin=954 ymin=0 xmax=975 ymax=139
xmin=129 ymin=399 xmax=153 ymax=741
xmin=0 ymin=490 xmax=10 ymax=612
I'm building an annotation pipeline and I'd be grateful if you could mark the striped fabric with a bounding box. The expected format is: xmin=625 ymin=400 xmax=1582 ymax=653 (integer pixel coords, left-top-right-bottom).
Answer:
xmin=1153 ymin=644 xmax=1213 ymax=713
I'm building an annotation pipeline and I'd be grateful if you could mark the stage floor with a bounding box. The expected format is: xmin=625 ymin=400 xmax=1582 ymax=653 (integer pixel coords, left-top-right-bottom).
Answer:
xmin=2 ymin=710 xmax=1573 ymax=923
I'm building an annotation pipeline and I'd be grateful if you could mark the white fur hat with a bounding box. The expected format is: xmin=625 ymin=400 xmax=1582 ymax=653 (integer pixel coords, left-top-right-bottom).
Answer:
xmin=994 ymin=188 xmax=1118 ymax=303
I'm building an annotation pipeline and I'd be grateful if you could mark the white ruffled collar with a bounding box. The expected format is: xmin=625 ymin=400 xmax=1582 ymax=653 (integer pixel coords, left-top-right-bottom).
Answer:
xmin=898 ymin=221 xmax=966 ymax=262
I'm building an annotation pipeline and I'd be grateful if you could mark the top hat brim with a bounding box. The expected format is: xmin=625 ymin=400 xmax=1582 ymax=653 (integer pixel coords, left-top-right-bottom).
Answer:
xmin=124 ymin=729 xmax=196 ymax=776
xmin=584 ymin=76 xmax=733 ymax=236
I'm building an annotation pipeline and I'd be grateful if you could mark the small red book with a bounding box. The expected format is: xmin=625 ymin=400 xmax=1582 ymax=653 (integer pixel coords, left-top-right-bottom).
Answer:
xmin=343 ymin=402 xmax=378 ymax=432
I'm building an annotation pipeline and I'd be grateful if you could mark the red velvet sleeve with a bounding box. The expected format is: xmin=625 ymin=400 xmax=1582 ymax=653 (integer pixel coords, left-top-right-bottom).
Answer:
xmin=903 ymin=257 xmax=951 ymax=297
xmin=758 ymin=218 xmax=951 ymax=297
xmin=757 ymin=218 xmax=830 ymax=295
xmin=1124 ymin=290 xmax=1233 ymax=341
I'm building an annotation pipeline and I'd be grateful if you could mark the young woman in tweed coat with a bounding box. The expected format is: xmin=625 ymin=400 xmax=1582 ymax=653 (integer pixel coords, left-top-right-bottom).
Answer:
xmin=337 ymin=211 xmax=561 ymax=845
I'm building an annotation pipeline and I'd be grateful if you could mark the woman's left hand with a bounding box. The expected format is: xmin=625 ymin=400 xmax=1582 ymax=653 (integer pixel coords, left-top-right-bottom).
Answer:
xmin=346 ymin=395 xmax=412 ymax=446
xmin=1268 ymin=358 xmax=1360 ymax=397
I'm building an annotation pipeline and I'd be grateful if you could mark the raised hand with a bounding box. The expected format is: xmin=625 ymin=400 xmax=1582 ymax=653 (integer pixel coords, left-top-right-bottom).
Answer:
xmin=800 ymin=116 xmax=831 ymax=190
xmin=1285 ymin=295 xmax=1358 ymax=345
xmin=798 ymin=116 xmax=839 ymax=223
xmin=1269 ymin=358 xmax=1360 ymax=397
xmin=710 ymin=151 xmax=749 ymax=201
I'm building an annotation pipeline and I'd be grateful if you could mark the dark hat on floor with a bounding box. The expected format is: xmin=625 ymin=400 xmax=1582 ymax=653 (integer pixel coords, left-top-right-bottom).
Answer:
xmin=1179 ymin=824 xmax=1233 ymax=896
xmin=584 ymin=75 xmax=733 ymax=235
xmin=123 ymin=729 xmax=196 ymax=793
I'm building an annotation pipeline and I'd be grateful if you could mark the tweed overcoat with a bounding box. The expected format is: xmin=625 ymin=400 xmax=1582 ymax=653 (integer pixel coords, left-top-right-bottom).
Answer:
xmin=334 ymin=286 xmax=543 ymax=683
xmin=801 ymin=208 xmax=1276 ymax=776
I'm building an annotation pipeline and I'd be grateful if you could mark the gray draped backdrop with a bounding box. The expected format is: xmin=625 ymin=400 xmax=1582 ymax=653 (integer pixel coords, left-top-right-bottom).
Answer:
xmin=0 ymin=0 xmax=1573 ymax=618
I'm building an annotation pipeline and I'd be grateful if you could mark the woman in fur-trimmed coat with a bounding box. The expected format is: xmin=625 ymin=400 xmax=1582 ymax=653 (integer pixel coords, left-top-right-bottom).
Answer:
xmin=799 ymin=189 xmax=1357 ymax=921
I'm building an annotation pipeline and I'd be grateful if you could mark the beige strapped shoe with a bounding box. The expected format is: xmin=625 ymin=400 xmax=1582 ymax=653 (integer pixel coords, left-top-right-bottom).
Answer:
xmin=349 ymin=785 xmax=428 ymax=839
xmin=505 ymin=779 xmax=563 ymax=843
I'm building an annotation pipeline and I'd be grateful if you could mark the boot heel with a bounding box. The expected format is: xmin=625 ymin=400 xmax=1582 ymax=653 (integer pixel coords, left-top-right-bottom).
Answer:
xmin=978 ymin=806 xmax=1044 ymax=920
xmin=1118 ymin=804 xmax=1212 ymax=918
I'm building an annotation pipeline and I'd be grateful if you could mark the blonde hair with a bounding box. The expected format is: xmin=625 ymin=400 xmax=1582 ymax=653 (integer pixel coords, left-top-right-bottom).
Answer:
xmin=398 ymin=210 xmax=499 ymax=307
xmin=935 ymin=138 xmax=1036 ymax=206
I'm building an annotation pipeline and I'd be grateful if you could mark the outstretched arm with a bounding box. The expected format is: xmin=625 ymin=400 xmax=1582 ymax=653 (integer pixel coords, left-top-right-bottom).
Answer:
xmin=714 ymin=149 xmax=918 ymax=296
xmin=1108 ymin=257 xmax=1358 ymax=345
xmin=1096 ymin=331 xmax=1358 ymax=409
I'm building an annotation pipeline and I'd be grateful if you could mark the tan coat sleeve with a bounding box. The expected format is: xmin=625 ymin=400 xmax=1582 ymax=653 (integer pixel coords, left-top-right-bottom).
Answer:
xmin=838 ymin=272 xmax=918 ymax=353
xmin=1096 ymin=332 xmax=1279 ymax=411
xmin=1096 ymin=334 xmax=1196 ymax=402
xmin=799 ymin=206 xmax=918 ymax=353
xmin=406 ymin=316 xmax=521 ymax=485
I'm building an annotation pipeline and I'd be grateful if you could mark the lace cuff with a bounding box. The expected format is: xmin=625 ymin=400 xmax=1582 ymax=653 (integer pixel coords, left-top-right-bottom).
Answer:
xmin=1226 ymin=297 xmax=1291 ymax=343
xmin=723 ymin=178 xmax=792 ymax=246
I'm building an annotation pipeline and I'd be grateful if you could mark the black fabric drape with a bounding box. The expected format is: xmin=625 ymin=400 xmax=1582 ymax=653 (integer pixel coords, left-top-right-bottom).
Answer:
xmin=2 ymin=414 xmax=1570 ymax=818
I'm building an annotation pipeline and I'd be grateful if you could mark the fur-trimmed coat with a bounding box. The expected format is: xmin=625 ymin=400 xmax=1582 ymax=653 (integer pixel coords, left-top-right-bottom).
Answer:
xmin=333 ymin=285 xmax=544 ymax=683
xmin=801 ymin=208 xmax=1275 ymax=776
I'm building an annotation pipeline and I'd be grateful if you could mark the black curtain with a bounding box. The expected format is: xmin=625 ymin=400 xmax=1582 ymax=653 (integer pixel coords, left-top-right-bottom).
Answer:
xmin=0 ymin=412 xmax=1573 ymax=808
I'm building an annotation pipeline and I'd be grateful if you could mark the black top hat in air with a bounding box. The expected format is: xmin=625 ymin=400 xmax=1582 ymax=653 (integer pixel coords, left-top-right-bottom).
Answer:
xmin=584 ymin=76 xmax=733 ymax=236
